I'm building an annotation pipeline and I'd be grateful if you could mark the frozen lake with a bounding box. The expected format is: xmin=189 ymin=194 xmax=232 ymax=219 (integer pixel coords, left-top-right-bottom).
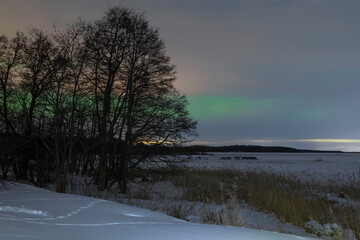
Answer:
xmin=179 ymin=152 xmax=360 ymax=183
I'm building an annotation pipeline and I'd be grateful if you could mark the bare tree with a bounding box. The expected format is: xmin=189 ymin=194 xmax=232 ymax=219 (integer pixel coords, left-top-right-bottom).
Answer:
xmin=0 ymin=33 xmax=24 ymax=134
xmin=17 ymin=29 xmax=59 ymax=136
xmin=85 ymin=6 xmax=197 ymax=192
xmin=0 ymin=6 xmax=197 ymax=192
xmin=85 ymin=7 xmax=134 ymax=191
xmin=9 ymin=29 xmax=61 ymax=181
xmin=47 ymin=23 xmax=91 ymax=192
xmin=116 ymin=12 xmax=197 ymax=192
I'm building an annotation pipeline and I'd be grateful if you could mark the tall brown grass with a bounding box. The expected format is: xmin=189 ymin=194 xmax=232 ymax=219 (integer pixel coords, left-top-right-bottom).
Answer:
xmin=129 ymin=167 xmax=359 ymax=238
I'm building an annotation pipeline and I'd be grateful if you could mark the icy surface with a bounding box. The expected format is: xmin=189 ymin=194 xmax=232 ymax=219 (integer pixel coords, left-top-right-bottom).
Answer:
xmin=0 ymin=182 xmax=319 ymax=240
xmin=174 ymin=152 xmax=360 ymax=182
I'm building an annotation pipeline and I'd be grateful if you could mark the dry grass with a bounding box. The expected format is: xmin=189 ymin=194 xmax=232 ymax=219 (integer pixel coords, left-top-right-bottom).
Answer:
xmin=133 ymin=167 xmax=360 ymax=238
xmin=58 ymin=166 xmax=359 ymax=239
xmin=203 ymin=199 xmax=244 ymax=226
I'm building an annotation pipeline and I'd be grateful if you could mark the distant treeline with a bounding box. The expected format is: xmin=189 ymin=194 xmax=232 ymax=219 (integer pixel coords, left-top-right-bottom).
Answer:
xmin=138 ymin=144 xmax=343 ymax=155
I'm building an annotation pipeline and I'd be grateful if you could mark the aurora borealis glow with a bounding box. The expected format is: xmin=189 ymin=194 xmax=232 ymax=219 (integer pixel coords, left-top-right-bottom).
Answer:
xmin=2 ymin=0 xmax=360 ymax=151
xmin=187 ymin=95 xmax=360 ymax=151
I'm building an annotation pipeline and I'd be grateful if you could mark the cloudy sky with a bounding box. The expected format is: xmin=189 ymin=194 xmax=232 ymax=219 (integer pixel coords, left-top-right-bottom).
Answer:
xmin=1 ymin=0 xmax=360 ymax=151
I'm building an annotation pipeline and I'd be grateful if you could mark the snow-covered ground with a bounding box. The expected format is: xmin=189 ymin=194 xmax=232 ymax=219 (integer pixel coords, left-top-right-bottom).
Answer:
xmin=0 ymin=182 xmax=319 ymax=240
xmin=168 ymin=152 xmax=360 ymax=182
xmin=1 ymin=152 xmax=358 ymax=239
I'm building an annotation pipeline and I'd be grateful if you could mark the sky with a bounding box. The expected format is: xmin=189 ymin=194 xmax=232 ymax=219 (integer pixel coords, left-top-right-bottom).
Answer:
xmin=1 ymin=0 xmax=360 ymax=151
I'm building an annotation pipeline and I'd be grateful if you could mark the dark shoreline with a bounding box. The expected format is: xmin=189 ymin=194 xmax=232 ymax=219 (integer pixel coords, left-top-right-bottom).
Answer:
xmin=137 ymin=144 xmax=347 ymax=155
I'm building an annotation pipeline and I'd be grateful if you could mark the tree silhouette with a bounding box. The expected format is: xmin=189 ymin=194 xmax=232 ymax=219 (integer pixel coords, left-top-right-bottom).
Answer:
xmin=0 ymin=6 xmax=197 ymax=193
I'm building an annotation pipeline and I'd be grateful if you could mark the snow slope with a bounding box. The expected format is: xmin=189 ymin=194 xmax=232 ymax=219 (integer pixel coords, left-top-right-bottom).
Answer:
xmin=0 ymin=183 xmax=320 ymax=240
xmin=0 ymin=182 xmax=319 ymax=240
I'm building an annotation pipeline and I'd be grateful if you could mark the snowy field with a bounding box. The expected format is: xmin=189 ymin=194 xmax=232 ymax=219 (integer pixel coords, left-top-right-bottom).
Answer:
xmin=124 ymin=152 xmax=360 ymax=239
xmin=1 ymin=152 xmax=359 ymax=239
xmin=0 ymin=182 xmax=319 ymax=240
xmin=176 ymin=152 xmax=360 ymax=182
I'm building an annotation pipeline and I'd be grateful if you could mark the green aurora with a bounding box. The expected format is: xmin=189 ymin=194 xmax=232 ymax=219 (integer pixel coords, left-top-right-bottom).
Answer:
xmin=187 ymin=95 xmax=273 ymax=120
xmin=186 ymin=95 xmax=332 ymax=122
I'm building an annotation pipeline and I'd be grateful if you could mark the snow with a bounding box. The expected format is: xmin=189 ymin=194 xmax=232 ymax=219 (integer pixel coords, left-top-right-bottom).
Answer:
xmin=118 ymin=198 xmax=315 ymax=237
xmin=0 ymin=182 xmax=319 ymax=240
xmin=173 ymin=152 xmax=360 ymax=182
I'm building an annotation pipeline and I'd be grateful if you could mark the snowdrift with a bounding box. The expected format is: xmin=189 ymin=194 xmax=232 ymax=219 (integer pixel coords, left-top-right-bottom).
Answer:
xmin=0 ymin=182 xmax=318 ymax=240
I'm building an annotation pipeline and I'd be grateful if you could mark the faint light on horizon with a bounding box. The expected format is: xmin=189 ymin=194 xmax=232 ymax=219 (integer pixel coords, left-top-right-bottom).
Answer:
xmin=188 ymin=139 xmax=360 ymax=151
xmin=191 ymin=139 xmax=360 ymax=145
xmin=299 ymin=139 xmax=360 ymax=143
xmin=251 ymin=139 xmax=360 ymax=143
